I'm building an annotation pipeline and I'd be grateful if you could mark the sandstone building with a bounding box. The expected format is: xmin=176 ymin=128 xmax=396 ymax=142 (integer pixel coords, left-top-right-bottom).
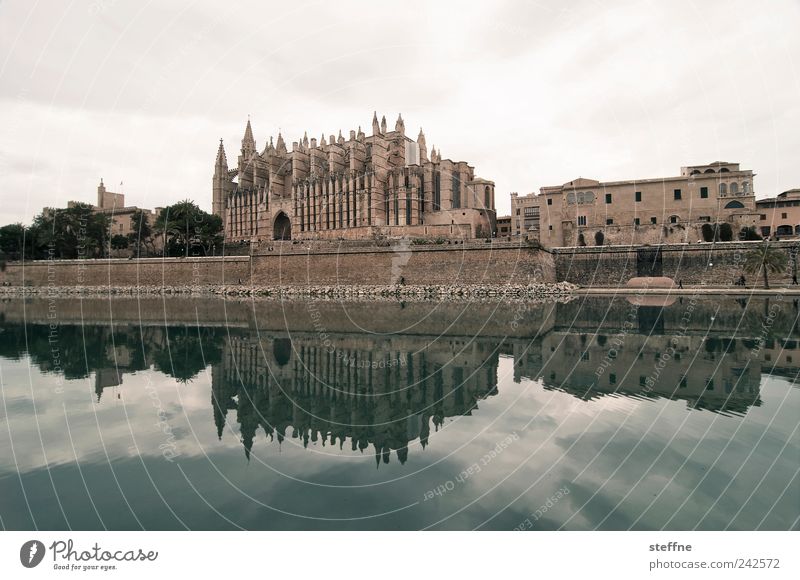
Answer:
xmin=511 ymin=161 xmax=758 ymax=247
xmin=213 ymin=113 xmax=496 ymax=244
xmin=755 ymin=188 xmax=800 ymax=238
xmin=57 ymin=179 xmax=161 ymax=247
xmin=89 ymin=179 xmax=159 ymax=238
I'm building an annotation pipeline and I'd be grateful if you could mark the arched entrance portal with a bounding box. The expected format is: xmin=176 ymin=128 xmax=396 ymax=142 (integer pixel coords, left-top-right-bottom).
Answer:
xmin=273 ymin=212 xmax=291 ymax=240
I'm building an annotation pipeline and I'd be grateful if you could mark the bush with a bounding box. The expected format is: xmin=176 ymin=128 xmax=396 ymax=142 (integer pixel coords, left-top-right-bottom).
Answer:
xmin=740 ymin=226 xmax=762 ymax=241
xmin=719 ymin=222 xmax=733 ymax=242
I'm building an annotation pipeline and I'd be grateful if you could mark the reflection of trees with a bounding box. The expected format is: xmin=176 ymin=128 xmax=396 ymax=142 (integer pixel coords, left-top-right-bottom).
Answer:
xmin=152 ymin=326 xmax=224 ymax=383
xmin=0 ymin=322 xmax=225 ymax=389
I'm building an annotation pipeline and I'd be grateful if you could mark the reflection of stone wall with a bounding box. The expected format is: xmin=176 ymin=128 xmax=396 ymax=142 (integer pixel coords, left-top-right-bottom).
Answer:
xmin=0 ymin=296 xmax=557 ymax=339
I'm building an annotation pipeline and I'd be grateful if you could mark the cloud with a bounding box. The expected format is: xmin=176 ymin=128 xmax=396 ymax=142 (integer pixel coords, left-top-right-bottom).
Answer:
xmin=0 ymin=0 xmax=798 ymax=223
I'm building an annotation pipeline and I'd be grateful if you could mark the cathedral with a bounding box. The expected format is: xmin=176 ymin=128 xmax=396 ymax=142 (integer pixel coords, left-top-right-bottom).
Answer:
xmin=212 ymin=113 xmax=496 ymax=243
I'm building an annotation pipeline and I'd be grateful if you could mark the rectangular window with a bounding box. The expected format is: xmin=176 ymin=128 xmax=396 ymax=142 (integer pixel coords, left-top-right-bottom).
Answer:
xmin=635 ymin=191 xmax=642 ymax=202
xmin=605 ymin=193 xmax=612 ymax=204
xmin=782 ymin=212 xmax=788 ymax=219
xmin=699 ymin=215 xmax=711 ymax=222
xmin=548 ymin=225 xmax=553 ymax=230
xmin=547 ymin=198 xmax=553 ymax=206
xmin=650 ymin=217 xmax=657 ymax=224
xmin=674 ymin=189 xmax=682 ymax=200
xmin=577 ymin=216 xmax=587 ymax=226
xmin=760 ymin=214 xmax=767 ymax=220
xmin=670 ymin=215 xmax=678 ymax=224
xmin=516 ymin=208 xmax=520 ymax=215
xmin=700 ymin=187 xmax=708 ymax=199
xmin=634 ymin=217 xmax=640 ymax=226
xmin=606 ymin=218 xmax=614 ymax=225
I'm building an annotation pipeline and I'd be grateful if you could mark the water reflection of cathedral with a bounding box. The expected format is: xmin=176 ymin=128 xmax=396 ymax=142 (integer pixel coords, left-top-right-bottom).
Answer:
xmin=2 ymin=296 xmax=799 ymax=463
xmin=212 ymin=332 xmax=499 ymax=464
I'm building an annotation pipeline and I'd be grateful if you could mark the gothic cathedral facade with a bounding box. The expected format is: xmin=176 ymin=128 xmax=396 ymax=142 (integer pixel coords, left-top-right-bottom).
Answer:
xmin=212 ymin=113 xmax=496 ymax=243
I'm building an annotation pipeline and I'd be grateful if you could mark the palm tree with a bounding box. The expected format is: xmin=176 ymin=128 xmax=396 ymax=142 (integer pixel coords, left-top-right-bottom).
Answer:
xmin=743 ymin=242 xmax=788 ymax=289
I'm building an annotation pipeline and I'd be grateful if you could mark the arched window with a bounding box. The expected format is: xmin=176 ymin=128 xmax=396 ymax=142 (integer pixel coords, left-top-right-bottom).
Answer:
xmin=567 ymin=192 xmax=575 ymax=204
xmin=720 ymin=167 xmax=730 ymax=173
xmin=719 ymin=183 xmax=727 ymax=194
xmin=730 ymin=182 xmax=739 ymax=194
xmin=724 ymin=200 xmax=745 ymax=209
xmin=742 ymin=181 xmax=750 ymax=193
xmin=585 ymin=191 xmax=595 ymax=202
xmin=484 ymin=186 xmax=491 ymax=209
xmin=704 ymin=168 xmax=716 ymax=173
xmin=690 ymin=170 xmax=701 ymax=175
xmin=576 ymin=192 xmax=585 ymax=203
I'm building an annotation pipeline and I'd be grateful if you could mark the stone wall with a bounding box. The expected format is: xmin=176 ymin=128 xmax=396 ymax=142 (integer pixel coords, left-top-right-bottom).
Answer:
xmin=251 ymin=241 xmax=553 ymax=286
xmin=0 ymin=242 xmax=553 ymax=288
xmin=553 ymin=241 xmax=800 ymax=286
xmin=0 ymin=256 xmax=251 ymax=287
xmin=6 ymin=240 xmax=791 ymax=289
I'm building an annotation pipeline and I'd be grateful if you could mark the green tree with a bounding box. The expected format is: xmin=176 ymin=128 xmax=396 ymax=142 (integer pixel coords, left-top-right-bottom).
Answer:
xmin=155 ymin=200 xmax=223 ymax=257
xmin=0 ymin=223 xmax=25 ymax=260
xmin=31 ymin=204 xmax=110 ymax=259
xmin=719 ymin=222 xmax=733 ymax=241
xmin=110 ymin=234 xmax=129 ymax=250
xmin=743 ymin=243 xmax=788 ymax=289
xmin=127 ymin=209 xmax=153 ymax=257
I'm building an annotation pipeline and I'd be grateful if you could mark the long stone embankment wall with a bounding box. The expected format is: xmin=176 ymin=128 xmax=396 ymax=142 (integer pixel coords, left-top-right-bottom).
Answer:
xmin=3 ymin=240 xmax=796 ymax=289
xmin=0 ymin=241 xmax=553 ymax=288
xmin=0 ymin=256 xmax=251 ymax=287
xmin=553 ymin=241 xmax=800 ymax=287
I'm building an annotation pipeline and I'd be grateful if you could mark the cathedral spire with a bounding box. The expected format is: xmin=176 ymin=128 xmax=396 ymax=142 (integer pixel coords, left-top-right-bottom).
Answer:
xmin=242 ymin=118 xmax=255 ymax=156
xmin=395 ymin=113 xmax=405 ymax=135
xmin=215 ymin=139 xmax=228 ymax=171
xmin=380 ymin=115 xmax=387 ymax=134
xmin=372 ymin=111 xmax=380 ymax=135
xmin=417 ymin=128 xmax=427 ymax=162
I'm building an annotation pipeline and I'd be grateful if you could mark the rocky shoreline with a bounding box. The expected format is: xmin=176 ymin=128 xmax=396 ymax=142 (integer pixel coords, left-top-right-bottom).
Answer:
xmin=0 ymin=282 xmax=577 ymax=301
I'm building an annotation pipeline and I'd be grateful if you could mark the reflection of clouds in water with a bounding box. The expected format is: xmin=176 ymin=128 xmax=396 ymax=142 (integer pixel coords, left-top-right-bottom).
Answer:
xmin=0 ymin=295 xmax=798 ymax=529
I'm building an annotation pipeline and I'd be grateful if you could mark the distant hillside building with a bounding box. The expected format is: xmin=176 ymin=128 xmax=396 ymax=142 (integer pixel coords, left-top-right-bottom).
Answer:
xmin=88 ymin=179 xmax=160 ymax=238
xmin=212 ymin=113 xmax=496 ymax=243
xmin=511 ymin=161 xmax=758 ymax=247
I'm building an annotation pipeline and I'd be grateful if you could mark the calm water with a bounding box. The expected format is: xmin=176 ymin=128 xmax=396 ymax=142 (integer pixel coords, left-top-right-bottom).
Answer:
xmin=0 ymin=295 xmax=798 ymax=530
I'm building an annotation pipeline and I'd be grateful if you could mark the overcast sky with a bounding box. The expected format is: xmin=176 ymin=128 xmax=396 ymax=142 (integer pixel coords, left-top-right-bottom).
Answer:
xmin=1 ymin=0 xmax=798 ymax=223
